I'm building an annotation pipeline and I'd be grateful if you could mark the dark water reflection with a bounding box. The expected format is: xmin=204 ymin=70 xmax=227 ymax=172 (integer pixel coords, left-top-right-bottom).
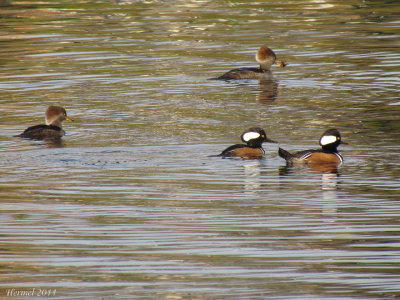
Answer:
xmin=1 ymin=0 xmax=400 ymax=299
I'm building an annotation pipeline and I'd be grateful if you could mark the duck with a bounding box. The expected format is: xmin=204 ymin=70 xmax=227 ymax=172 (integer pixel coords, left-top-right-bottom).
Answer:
xmin=16 ymin=106 xmax=73 ymax=140
xmin=212 ymin=45 xmax=286 ymax=80
xmin=216 ymin=127 xmax=277 ymax=159
xmin=278 ymin=129 xmax=347 ymax=166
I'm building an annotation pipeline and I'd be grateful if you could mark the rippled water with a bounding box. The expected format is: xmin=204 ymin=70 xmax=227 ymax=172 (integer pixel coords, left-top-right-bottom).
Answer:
xmin=1 ymin=0 xmax=400 ymax=299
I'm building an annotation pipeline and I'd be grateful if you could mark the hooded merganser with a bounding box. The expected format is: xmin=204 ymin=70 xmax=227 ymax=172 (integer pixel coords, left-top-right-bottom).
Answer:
xmin=278 ymin=129 xmax=347 ymax=165
xmin=217 ymin=127 xmax=277 ymax=159
xmin=16 ymin=106 xmax=73 ymax=140
xmin=212 ymin=45 xmax=286 ymax=80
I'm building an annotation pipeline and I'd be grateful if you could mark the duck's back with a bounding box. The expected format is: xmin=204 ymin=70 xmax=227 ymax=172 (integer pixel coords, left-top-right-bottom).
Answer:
xmin=279 ymin=148 xmax=342 ymax=164
xmin=219 ymin=144 xmax=264 ymax=159
xmin=18 ymin=124 xmax=64 ymax=140
xmin=214 ymin=68 xmax=271 ymax=80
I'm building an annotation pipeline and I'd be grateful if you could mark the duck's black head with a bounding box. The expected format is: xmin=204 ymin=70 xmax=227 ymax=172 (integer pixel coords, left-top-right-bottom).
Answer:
xmin=241 ymin=127 xmax=277 ymax=148
xmin=319 ymin=128 xmax=347 ymax=152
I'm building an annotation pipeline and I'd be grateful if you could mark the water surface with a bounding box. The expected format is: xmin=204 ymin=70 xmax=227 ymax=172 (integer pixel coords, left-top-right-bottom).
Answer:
xmin=0 ymin=0 xmax=400 ymax=299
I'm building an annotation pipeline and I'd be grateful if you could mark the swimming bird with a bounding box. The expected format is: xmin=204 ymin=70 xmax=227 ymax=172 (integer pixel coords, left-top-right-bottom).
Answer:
xmin=217 ymin=127 xmax=277 ymax=159
xmin=278 ymin=129 xmax=347 ymax=166
xmin=16 ymin=106 xmax=73 ymax=140
xmin=212 ymin=45 xmax=286 ymax=80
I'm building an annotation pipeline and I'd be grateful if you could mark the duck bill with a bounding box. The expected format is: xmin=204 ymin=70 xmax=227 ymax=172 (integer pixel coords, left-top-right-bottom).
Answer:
xmin=275 ymin=59 xmax=287 ymax=67
xmin=265 ymin=137 xmax=278 ymax=144
xmin=65 ymin=117 xmax=74 ymax=122
xmin=340 ymin=141 xmax=348 ymax=145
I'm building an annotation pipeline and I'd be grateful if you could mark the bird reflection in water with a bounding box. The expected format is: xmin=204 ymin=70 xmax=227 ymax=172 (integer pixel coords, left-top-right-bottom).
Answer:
xmin=279 ymin=162 xmax=341 ymax=215
xmin=257 ymin=79 xmax=280 ymax=104
xmin=43 ymin=138 xmax=65 ymax=148
xmin=279 ymin=162 xmax=340 ymax=189
xmin=243 ymin=160 xmax=262 ymax=196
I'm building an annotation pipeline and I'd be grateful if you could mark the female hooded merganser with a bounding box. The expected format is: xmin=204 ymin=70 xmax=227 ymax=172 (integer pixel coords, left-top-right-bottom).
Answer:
xmin=278 ymin=129 xmax=347 ymax=165
xmin=16 ymin=106 xmax=73 ymax=140
xmin=212 ymin=45 xmax=286 ymax=80
xmin=217 ymin=127 xmax=277 ymax=159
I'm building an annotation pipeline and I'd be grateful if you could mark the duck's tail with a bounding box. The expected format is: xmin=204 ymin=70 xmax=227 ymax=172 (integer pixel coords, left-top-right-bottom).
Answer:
xmin=278 ymin=147 xmax=293 ymax=161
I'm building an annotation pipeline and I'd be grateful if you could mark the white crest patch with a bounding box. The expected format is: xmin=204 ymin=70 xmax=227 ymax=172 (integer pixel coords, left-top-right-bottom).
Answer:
xmin=320 ymin=135 xmax=337 ymax=146
xmin=242 ymin=131 xmax=261 ymax=142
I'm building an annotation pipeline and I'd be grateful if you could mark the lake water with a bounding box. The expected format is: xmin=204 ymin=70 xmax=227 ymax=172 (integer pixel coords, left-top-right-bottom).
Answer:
xmin=0 ymin=0 xmax=400 ymax=299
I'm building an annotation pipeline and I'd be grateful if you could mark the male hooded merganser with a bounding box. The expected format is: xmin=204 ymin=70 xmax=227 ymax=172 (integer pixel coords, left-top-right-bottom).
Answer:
xmin=217 ymin=127 xmax=277 ymax=159
xmin=212 ymin=45 xmax=286 ymax=80
xmin=278 ymin=129 xmax=347 ymax=165
xmin=16 ymin=106 xmax=73 ymax=140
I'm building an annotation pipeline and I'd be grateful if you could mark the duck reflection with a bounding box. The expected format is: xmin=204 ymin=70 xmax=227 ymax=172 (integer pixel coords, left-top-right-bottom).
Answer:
xmin=279 ymin=162 xmax=340 ymax=189
xmin=279 ymin=163 xmax=340 ymax=215
xmin=243 ymin=160 xmax=262 ymax=195
xmin=43 ymin=137 xmax=65 ymax=148
xmin=279 ymin=161 xmax=339 ymax=175
xmin=257 ymin=79 xmax=279 ymax=104
xmin=321 ymin=172 xmax=339 ymax=214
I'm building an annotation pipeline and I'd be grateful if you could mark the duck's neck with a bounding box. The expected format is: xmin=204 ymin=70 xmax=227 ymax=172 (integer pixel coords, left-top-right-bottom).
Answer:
xmin=322 ymin=144 xmax=338 ymax=153
xmin=47 ymin=118 xmax=62 ymax=128
xmin=259 ymin=63 xmax=272 ymax=71
xmin=247 ymin=141 xmax=263 ymax=148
